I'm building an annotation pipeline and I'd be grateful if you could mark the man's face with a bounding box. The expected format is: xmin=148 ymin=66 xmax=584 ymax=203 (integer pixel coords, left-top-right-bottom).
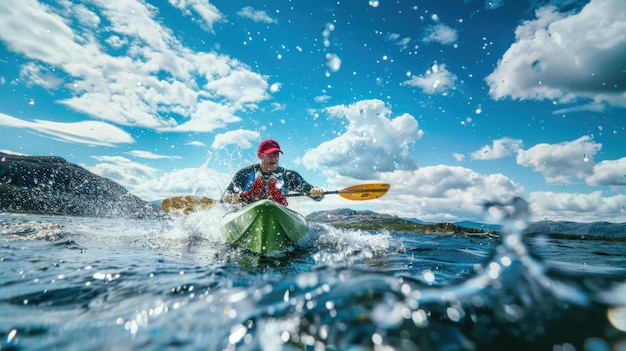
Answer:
xmin=259 ymin=151 xmax=280 ymax=172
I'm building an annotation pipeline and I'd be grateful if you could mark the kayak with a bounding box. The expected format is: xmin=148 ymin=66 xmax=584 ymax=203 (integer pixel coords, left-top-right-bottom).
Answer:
xmin=220 ymin=199 xmax=309 ymax=256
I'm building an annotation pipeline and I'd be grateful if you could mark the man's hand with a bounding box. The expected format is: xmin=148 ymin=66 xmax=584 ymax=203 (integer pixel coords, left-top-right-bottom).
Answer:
xmin=309 ymin=187 xmax=324 ymax=200
xmin=241 ymin=177 xmax=265 ymax=200
xmin=223 ymin=193 xmax=240 ymax=204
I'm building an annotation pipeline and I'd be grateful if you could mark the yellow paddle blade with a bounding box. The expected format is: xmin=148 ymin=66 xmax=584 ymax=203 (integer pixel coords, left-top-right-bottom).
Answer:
xmin=161 ymin=195 xmax=215 ymax=215
xmin=336 ymin=183 xmax=390 ymax=201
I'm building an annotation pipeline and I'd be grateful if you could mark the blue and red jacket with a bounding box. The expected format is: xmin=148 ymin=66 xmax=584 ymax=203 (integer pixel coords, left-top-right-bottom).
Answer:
xmin=224 ymin=164 xmax=317 ymax=203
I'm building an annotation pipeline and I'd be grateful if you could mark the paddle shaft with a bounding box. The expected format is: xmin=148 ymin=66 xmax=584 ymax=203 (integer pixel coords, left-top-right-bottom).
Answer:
xmin=286 ymin=188 xmax=388 ymax=197
xmin=162 ymin=183 xmax=390 ymax=213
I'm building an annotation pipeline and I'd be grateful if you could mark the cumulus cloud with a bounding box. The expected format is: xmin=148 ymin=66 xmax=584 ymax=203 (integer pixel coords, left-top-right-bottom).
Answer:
xmin=528 ymin=191 xmax=626 ymax=222
xmin=237 ymin=6 xmax=277 ymax=24
xmin=302 ymin=99 xmax=423 ymax=179
xmin=212 ymin=129 xmax=260 ymax=150
xmin=0 ymin=113 xmax=133 ymax=146
xmin=516 ymin=135 xmax=601 ymax=184
xmin=0 ymin=0 xmax=269 ymax=134
xmin=485 ymin=0 xmax=626 ymax=109
xmin=586 ymin=157 xmax=626 ymax=187
xmin=87 ymin=157 xmax=230 ymax=201
xmin=422 ymin=24 xmax=458 ymax=45
xmin=89 ymin=156 xmax=158 ymax=187
xmin=168 ymin=0 xmax=224 ymax=32
xmin=370 ymin=166 xmax=524 ymax=222
xmin=19 ymin=63 xmax=64 ymax=90
xmin=401 ymin=63 xmax=457 ymax=94
xmin=470 ymin=137 xmax=523 ymax=160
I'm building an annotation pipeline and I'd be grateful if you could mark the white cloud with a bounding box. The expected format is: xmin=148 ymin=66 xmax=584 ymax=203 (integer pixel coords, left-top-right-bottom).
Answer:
xmin=422 ymin=24 xmax=458 ymax=45
xmin=528 ymin=191 xmax=626 ymax=222
xmin=19 ymin=62 xmax=64 ymax=90
xmin=357 ymin=166 xmax=525 ymax=222
xmin=452 ymin=153 xmax=465 ymax=162
xmin=314 ymin=95 xmax=332 ymax=103
xmin=237 ymin=6 xmax=277 ymax=24
xmin=516 ymin=135 xmax=601 ymax=184
xmin=401 ymin=63 xmax=457 ymax=94
xmin=0 ymin=0 xmax=269 ymax=134
xmin=0 ymin=113 xmax=133 ymax=146
xmin=302 ymin=99 xmax=424 ymax=179
xmin=586 ymin=157 xmax=626 ymax=187
xmin=87 ymin=157 xmax=230 ymax=201
xmin=269 ymin=102 xmax=286 ymax=111
xmin=168 ymin=0 xmax=224 ymax=32
xmin=89 ymin=155 xmax=158 ymax=188
xmin=384 ymin=32 xmax=411 ymax=50
xmin=186 ymin=141 xmax=207 ymax=147
xmin=470 ymin=137 xmax=523 ymax=160
xmin=205 ymin=70 xmax=270 ymax=106
xmin=128 ymin=150 xmax=182 ymax=160
xmin=485 ymin=0 xmax=626 ymax=109
xmin=212 ymin=129 xmax=260 ymax=150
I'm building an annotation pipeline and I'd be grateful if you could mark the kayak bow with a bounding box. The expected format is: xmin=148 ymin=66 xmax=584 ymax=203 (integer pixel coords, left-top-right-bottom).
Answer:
xmin=220 ymin=200 xmax=308 ymax=256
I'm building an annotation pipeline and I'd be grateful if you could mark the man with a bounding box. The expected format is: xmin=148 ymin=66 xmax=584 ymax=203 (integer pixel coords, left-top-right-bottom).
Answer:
xmin=223 ymin=139 xmax=324 ymax=206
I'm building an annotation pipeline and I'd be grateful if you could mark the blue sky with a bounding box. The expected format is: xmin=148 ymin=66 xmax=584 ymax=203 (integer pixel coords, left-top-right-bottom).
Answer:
xmin=1 ymin=0 xmax=625 ymax=223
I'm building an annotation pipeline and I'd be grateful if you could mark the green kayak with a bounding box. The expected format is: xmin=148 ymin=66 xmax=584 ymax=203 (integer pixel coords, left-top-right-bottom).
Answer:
xmin=220 ymin=199 xmax=309 ymax=256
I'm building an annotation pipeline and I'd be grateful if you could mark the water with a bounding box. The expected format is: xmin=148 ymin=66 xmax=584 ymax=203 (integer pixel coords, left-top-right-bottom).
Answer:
xmin=1 ymin=199 xmax=625 ymax=350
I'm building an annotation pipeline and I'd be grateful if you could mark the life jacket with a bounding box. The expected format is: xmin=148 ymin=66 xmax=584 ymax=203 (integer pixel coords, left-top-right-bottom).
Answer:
xmin=242 ymin=167 xmax=288 ymax=196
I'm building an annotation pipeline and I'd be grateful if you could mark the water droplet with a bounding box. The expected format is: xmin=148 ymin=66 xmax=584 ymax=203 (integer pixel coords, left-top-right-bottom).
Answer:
xmin=136 ymin=81 xmax=142 ymax=87
xmin=583 ymin=154 xmax=589 ymax=162
xmin=325 ymin=53 xmax=342 ymax=72
xmin=28 ymin=99 xmax=35 ymax=105
xmin=368 ymin=0 xmax=379 ymax=7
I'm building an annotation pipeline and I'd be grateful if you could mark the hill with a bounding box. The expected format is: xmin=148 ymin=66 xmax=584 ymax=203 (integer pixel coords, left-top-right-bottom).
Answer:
xmin=305 ymin=208 xmax=491 ymax=235
xmin=306 ymin=209 xmax=626 ymax=241
xmin=524 ymin=220 xmax=626 ymax=241
xmin=0 ymin=152 xmax=163 ymax=219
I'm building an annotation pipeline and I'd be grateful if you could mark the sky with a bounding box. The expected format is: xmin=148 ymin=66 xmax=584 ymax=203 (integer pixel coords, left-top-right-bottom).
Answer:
xmin=0 ymin=0 xmax=625 ymax=223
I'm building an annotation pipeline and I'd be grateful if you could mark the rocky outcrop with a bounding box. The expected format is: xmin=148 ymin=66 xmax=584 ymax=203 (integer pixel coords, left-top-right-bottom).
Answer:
xmin=0 ymin=152 xmax=163 ymax=219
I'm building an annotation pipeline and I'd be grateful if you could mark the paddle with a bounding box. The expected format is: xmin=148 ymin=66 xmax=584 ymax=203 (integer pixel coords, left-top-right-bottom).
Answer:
xmin=287 ymin=183 xmax=390 ymax=201
xmin=161 ymin=183 xmax=390 ymax=214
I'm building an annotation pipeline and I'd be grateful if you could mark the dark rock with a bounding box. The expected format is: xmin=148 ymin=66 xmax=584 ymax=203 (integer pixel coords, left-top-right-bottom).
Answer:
xmin=0 ymin=152 xmax=163 ymax=219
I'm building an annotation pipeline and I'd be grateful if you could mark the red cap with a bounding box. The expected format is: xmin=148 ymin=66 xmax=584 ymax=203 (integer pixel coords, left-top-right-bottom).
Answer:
xmin=258 ymin=139 xmax=283 ymax=154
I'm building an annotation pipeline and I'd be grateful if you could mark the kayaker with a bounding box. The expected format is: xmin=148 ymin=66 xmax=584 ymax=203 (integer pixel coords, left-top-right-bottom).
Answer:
xmin=222 ymin=139 xmax=324 ymax=206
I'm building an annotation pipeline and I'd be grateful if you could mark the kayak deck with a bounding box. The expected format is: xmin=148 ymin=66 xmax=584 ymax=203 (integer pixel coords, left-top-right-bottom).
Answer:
xmin=220 ymin=199 xmax=308 ymax=256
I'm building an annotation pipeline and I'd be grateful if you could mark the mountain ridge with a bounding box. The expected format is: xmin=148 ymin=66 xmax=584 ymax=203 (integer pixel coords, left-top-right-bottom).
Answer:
xmin=306 ymin=208 xmax=626 ymax=238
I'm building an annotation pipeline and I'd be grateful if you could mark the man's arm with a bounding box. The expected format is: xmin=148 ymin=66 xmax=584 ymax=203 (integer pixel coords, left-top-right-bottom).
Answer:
xmin=285 ymin=170 xmax=324 ymax=201
xmin=223 ymin=165 xmax=256 ymax=203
